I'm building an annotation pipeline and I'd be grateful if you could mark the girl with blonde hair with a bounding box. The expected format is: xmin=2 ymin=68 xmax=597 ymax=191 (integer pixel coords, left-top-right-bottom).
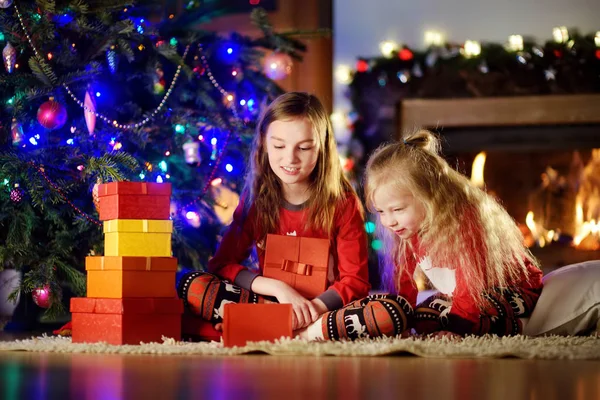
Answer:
xmin=178 ymin=92 xmax=374 ymax=335
xmin=364 ymin=129 xmax=543 ymax=336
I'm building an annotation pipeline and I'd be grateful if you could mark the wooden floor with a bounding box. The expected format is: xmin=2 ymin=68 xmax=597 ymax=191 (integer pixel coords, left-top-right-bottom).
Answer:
xmin=0 ymin=348 xmax=599 ymax=399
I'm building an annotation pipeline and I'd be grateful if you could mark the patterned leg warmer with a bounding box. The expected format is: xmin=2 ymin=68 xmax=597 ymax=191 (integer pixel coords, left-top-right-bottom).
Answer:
xmin=414 ymin=293 xmax=452 ymax=335
xmin=177 ymin=271 xmax=264 ymax=324
xmin=309 ymin=294 xmax=413 ymax=341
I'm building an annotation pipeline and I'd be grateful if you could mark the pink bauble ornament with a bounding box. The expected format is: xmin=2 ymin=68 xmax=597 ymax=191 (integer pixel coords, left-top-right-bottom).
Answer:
xmin=263 ymin=52 xmax=293 ymax=80
xmin=10 ymin=185 xmax=24 ymax=203
xmin=32 ymin=285 xmax=51 ymax=308
xmin=0 ymin=0 xmax=14 ymax=8
xmin=84 ymin=90 xmax=96 ymax=135
xmin=37 ymin=99 xmax=67 ymax=130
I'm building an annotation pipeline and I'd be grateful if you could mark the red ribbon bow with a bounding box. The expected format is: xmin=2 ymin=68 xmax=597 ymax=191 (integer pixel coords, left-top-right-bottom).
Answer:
xmin=281 ymin=260 xmax=313 ymax=276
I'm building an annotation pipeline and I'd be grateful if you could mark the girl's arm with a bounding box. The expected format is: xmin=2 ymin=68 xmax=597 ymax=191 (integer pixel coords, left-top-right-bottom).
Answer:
xmin=316 ymin=195 xmax=371 ymax=311
xmin=251 ymin=275 xmax=321 ymax=329
xmin=207 ymin=202 xmax=258 ymax=285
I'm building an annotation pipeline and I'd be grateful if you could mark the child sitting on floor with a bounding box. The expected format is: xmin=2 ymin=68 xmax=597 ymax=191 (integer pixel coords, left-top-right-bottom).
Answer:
xmin=363 ymin=129 xmax=543 ymax=337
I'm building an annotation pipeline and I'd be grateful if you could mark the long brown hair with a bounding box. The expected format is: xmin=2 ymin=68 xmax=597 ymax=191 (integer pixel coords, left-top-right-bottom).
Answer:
xmin=365 ymin=129 xmax=539 ymax=307
xmin=243 ymin=92 xmax=356 ymax=242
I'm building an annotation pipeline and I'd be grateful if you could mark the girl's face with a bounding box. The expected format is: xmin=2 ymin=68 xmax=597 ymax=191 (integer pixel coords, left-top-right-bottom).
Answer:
xmin=265 ymin=118 xmax=319 ymax=191
xmin=372 ymin=183 xmax=426 ymax=240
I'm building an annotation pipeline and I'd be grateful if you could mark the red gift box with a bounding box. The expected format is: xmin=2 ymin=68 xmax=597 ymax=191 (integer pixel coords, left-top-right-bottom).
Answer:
xmin=97 ymin=182 xmax=171 ymax=221
xmin=222 ymin=303 xmax=292 ymax=348
xmin=71 ymin=297 xmax=183 ymax=345
xmin=263 ymin=234 xmax=329 ymax=299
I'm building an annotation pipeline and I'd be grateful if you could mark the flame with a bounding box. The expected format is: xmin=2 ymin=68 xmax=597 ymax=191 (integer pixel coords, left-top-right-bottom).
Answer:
xmin=525 ymin=211 xmax=560 ymax=248
xmin=573 ymin=198 xmax=600 ymax=246
xmin=572 ymin=150 xmax=600 ymax=249
xmin=471 ymin=152 xmax=486 ymax=188
xmin=525 ymin=212 xmax=538 ymax=239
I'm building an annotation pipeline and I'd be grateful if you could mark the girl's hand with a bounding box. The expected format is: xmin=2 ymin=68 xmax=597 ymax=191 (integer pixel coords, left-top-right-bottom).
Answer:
xmin=274 ymin=282 xmax=320 ymax=330
xmin=249 ymin=276 xmax=324 ymax=329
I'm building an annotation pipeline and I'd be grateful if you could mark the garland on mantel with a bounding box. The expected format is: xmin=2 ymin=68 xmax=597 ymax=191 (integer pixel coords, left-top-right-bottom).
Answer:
xmin=339 ymin=29 xmax=600 ymax=166
xmin=347 ymin=30 xmax=600 ymax=102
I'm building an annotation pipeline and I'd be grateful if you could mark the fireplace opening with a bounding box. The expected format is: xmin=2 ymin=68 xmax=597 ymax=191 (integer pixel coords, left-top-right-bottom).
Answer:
xmin=441 ymin=131 xmax=600 ymax=271
xmin=397 ymin=95 xmax=600 ymax=270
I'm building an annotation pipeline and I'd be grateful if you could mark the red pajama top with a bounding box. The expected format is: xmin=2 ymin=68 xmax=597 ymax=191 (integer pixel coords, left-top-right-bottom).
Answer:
xmin=207 ymin=194 xmax=371 ymax=310
xmin=397 ymin=254 xmax=543 ymax=335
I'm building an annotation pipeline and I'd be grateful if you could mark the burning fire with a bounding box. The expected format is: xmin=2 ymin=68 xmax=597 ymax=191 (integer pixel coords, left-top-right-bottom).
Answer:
xmin=471 ymin=152 xmax=486 ymax=189
xmin=572 ymin=149 xmax=600 ymax=250
xmin=525 ymin=211 xmax=560 ymax=248
xmin=468 ymin=148 xmax=600 ymax=250
xmin=573 ymin=197 xmax=600 ymax=250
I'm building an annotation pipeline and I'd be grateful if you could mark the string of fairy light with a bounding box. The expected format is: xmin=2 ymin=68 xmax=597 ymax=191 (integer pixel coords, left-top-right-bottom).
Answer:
xmin=9 ymin=2 xmax=240 ymax=224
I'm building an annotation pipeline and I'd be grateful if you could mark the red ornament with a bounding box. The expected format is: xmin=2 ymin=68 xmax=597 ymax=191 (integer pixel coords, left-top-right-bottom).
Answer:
xmin=343 ymin=158 xmax=355 ymax=172
xmin=398 ymin=48 xmax=414 ymax=61
xmin=193 ymin=65 xmax=205 ymax=76
xmin=32 ymin=285 xmax=51 ymax=308
xmin=356 ymin=59 xmax=369 ymax=73
xmin=553 ymin=49 xmax=563 ymax=58
xmin=37 ymin=99 xmax=67 ymax=130
xmin=596 ymin=50 xmax=600 ymax=60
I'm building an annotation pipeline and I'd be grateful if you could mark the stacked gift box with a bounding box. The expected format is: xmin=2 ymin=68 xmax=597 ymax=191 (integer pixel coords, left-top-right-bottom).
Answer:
xmin=70 ymin=182 xmax=183 ymax=345
xmin=221 ymin=234 xmax=330 ymax=347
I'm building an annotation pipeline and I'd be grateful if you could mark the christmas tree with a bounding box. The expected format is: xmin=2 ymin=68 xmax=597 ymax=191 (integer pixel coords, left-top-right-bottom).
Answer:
xmin=0 ymin=0 xmax=306 ymax=318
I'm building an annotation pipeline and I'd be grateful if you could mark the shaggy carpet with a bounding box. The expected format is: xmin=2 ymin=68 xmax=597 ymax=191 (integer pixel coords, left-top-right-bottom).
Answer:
xmin=0 ymin=334 xmax=598 ymax=360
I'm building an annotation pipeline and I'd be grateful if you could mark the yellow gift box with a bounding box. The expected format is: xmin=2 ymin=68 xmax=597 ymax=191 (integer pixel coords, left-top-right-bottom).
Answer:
xmin=103 ymin=219 xmax=173 ymax=257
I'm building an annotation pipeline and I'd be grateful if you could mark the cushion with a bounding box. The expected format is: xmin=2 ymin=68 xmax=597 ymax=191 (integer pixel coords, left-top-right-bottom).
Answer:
xmin=523 ymin=260 xmax=600 ymax=336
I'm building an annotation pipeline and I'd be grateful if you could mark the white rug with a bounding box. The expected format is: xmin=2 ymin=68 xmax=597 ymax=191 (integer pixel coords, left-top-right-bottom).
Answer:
xmin=0 ymin=334 xmax=598 ymax=360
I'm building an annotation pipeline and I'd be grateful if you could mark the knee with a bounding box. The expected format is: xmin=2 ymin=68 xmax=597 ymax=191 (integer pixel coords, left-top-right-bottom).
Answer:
xmin=177 ymin=271 xmax=220 ymax=301
xmin=365 ymin=296 xmax=414 ymax=336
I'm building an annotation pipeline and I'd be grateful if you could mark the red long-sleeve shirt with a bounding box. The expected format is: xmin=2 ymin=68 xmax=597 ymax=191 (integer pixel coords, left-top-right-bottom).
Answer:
xmin=207 ymin=194 xmax=371 ymax=310
xmin=398 ymin=255 xmax=543 ymax=335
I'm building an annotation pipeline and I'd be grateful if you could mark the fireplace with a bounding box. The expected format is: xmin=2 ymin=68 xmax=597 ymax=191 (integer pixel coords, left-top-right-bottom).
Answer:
xmin=398 ymin=94 xmax=600 ymax=271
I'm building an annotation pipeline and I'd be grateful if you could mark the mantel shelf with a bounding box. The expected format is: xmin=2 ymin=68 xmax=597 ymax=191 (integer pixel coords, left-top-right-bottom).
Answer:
xmin=399 ymin=94 xmax=600 ymax=134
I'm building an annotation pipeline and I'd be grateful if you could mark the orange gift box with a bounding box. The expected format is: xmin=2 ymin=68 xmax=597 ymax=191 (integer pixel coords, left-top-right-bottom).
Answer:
xmin=97 ymin=182 xmax=171 ymax=221
xmin=263 ymin=234 xmax=329 ymax=299
xmin=223 ymin=303 xmax=292 ymax=348
xmin=71 ymin=297 xmax=183 ymax=345
xmin=86 ymin=256 xmax=177 ymax=298
xmin=181 ymin=314 xmax=223 ymax=342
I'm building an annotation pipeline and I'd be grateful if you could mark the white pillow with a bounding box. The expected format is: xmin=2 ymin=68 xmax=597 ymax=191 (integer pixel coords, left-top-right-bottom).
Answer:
xmin=523 ymin=261 xmax=600 ymax=336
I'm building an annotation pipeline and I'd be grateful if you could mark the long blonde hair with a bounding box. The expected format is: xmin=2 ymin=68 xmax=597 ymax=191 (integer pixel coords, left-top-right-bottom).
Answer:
xmin=365 ymin=129 xmax=539 ymax=307
xmin=244 ymin=92 xmax=355 ymax=242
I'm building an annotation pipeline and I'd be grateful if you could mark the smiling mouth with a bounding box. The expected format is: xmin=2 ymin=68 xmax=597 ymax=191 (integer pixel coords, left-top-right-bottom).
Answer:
xmin=281 ymin=166 xmax=300 ymax=173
